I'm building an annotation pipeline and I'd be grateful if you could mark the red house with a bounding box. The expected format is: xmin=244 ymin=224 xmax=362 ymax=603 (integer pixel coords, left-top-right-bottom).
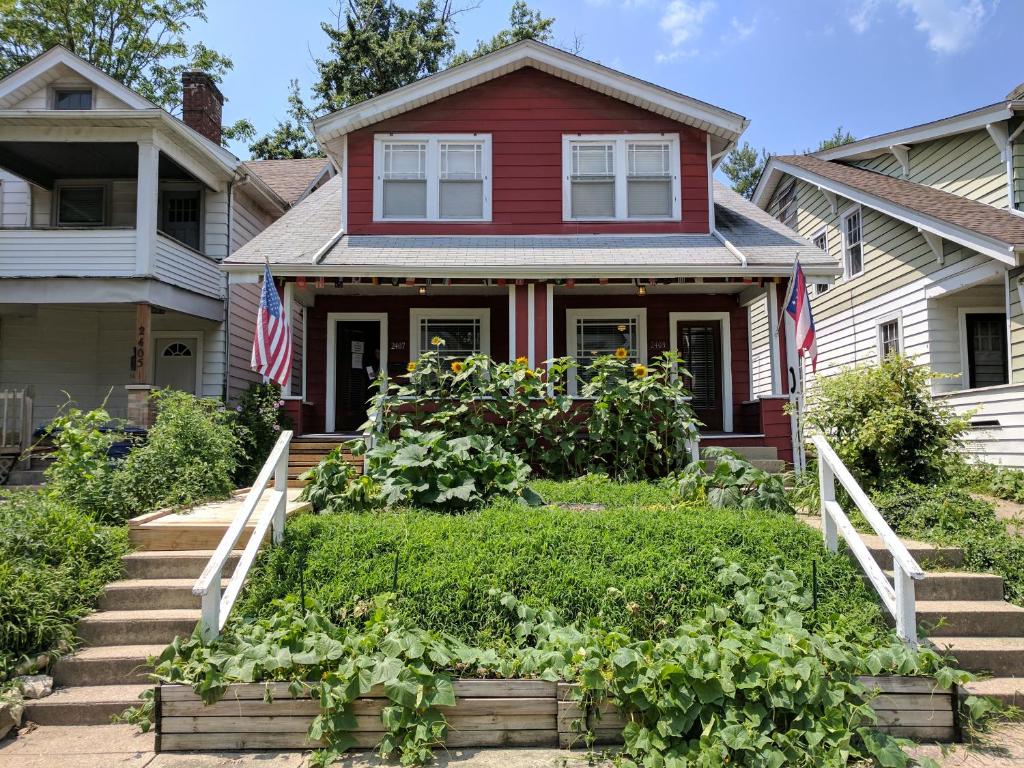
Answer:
xmin=224 ymin=41 xmax=839 ymax=465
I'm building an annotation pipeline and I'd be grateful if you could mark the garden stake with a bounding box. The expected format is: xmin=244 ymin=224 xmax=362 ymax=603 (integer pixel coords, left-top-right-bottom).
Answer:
xmin=392 ymin=549 xmax=401 ymax=593
xmin=812 ymin=558 xmax=818 ymax=617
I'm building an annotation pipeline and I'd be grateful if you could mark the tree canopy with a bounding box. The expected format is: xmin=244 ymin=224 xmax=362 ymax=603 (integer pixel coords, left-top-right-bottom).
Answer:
xmin=721 ymin=142 xmax=768 ymax=200
xmin=449 ymin=1 xmax=556 ymax=66
xmin=816 ymin=126 xmax=857 ymax=151
xmin=248 ymin=80 xmax=323 ymax=160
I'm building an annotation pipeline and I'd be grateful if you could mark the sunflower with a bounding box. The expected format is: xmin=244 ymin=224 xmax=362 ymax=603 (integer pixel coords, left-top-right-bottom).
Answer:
xmin=406 ymin=361 xmax=417 ymax=373
xmin=633 ymin=363 xmax=648 ymax=379
xmin=525 ymin=368 xmax=537 ymax=379
xmin=431 ymin=336 xmax=446 ymax=347
xmin=450 ymin=360 xmax=465 ymax=374
xmin=614 ymin=347 xmax=629 ymax=360
xmin=515 ymin=355 xmax=529 ymax=366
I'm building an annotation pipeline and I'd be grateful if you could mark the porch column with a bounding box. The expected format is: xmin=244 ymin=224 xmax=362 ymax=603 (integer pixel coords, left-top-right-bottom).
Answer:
xmin=126 ymin=302 xmax=155 ymax=427
xmin=507 ymin=282 xmax=553 ymax=366
xmin=767 ymin=281 xmax=783 ymax=394
xmin=135 ymin=140 xmax=159 ymax=275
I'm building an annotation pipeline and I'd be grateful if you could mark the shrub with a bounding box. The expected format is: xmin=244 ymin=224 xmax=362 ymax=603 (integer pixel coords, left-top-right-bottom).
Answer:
xmin=112 ymin=390 xmax=238 ymax=515
xmin=0 ymin=490 xmax=129 ymax=677
xmin=230 ymin=382 xmax=291 ymax=486
xmin=803 ymin=355 xmax=968 ymax=489
xmin=43 ymin=404 xmax=124 ymax=523
xmin=677 ymin=447 xmax=793 ymax=513
xmin=241 ymin=484 xmax=882 ymax=642
xmin=299 ymin=444 xmax=380 ymax=512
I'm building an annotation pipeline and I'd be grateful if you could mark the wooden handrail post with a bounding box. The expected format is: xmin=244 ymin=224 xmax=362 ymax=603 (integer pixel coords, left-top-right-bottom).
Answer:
xmin=272 ymin=438 xmax=289 ymax=545
xmin=819 ymin=457 xmax=838 ymax=552
xmin=895 ymin=565 xmax=918 ymax=647
xmin=200 ymin=581 xmax=221 ymax=642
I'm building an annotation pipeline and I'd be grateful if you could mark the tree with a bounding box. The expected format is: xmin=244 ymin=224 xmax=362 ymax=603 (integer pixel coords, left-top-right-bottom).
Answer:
xmin=449 ymin=1 xmax=555 ymax=66
xmin=721 ymin=142 xmax=769 ymax=200
xmin=817 ymin=126 xmax=856 ymax=151
xmin=0 ymin=0 xmax=233 ymax=114
xmin=249 ymin=80 xmax=323 ymax=160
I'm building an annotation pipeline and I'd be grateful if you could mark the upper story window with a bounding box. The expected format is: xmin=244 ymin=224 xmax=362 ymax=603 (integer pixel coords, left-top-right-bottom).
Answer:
xmin=563 ymin=135 xmax=680 ymax=222
xmin=772 ymin=180 xmax=797 ymax=228
xmin=160 ymin=189 xmax=202 ymax=250
xmin=53 ymin=89 xmax=92 ymax=110
xmin=842 ymin=208 xmax=864 ymax=277
xmin=812 ymin=230 xmax=829 ymax=294
xmin=374 ymin=135 xmax=491 ymax=222
xmin=56 ymin=184 xmax=105 ymax=226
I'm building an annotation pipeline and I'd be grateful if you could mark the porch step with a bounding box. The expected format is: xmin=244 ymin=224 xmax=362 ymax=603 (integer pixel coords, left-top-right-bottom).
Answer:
xmin=930 ymin=637 xmax=1024 ymax=677
xmin=962 ymin=677 xmax=1024 ymax=706
xmin=865 ymin=538 xmax=964 ymax=570
xmin=701 ymin=444 xmax=778 ymax=461
xmin=99 ymin=579 xmax=226 ymax=611
xmin=76 ymin=609 xmax=200 ymax=646
xmin=884 ymin=571 xmax=1005 ymax=602
xmin=120 ymin=550 xmax=239 ymax=580
xmin=6 ymin=468 xmax=45 ymax=486
xmin=129 ymin=523 xmax=259 ymax=552
xmin=22 ymin=684 xmax=152 ymax=726
xmin=916 ymin=601 xmax=1024 ymax=638
xmin=51 ymin=644 xmax=163 ymax=687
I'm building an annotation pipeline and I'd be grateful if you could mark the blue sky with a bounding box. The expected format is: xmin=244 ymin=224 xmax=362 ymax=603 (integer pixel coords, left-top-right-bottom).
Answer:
xmin=191 ymin=0 xmax=1023 ymax=161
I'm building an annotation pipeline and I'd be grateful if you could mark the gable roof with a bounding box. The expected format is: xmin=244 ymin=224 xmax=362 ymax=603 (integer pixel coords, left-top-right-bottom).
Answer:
xmin=312 ymin=39 xmax=748 ymax=149
xmin=222 ymin=179 xmax=837 ymax=279
xmin=243 ymin=158 xmax=333 ymax=206
xmin=755 ymin=154 xmax=1024 ymax=265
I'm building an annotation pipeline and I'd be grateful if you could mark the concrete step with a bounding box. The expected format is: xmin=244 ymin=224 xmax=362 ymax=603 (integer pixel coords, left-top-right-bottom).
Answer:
xmin=51 ymin=644 xmax=164 ymax=687
xmin=77 ymin=609 xmax=200 ymax=646
xmin=930 ymin=637 xmax=1024 ymax=676
xmin=863 ymin=537 xmax=964 ymax=570
xmin=961 ymin=677 xmax=1024 ymax=707
xmin=6 ymin=468 xmax=45 ymax=485
xmin=917 ymin=600 xmax=1024 ymax=638
xmin=701 ymin=445 xmax=778 ymax=461
xmin=22 ymin=684 xmax=152 ymax=726
xmin=885 ymin=571 xmax=1004 ymax=602
xmin=120 ymin=550 xmax=238 ymax=580
xmin=99 ymin=579 xmax=226 ymax=611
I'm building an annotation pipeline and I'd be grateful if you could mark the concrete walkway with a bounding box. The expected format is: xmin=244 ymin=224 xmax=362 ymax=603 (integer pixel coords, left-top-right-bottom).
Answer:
xmin=4 ymin=724 xmax=1024 ymax=767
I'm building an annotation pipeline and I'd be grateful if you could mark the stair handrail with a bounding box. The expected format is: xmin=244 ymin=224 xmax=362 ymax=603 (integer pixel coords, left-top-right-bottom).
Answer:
xmin=193 ymin=429 xmax=292 ymax=641
xmin=812 ymin=435 xmax=925 ymax=646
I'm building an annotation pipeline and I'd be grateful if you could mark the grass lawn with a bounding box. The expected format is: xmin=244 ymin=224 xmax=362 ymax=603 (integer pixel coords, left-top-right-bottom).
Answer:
xmin=241 ymin=475 xmax=885 ymax=643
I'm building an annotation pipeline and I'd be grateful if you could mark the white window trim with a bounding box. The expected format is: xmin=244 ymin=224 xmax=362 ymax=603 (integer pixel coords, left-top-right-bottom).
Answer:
xmin=669 ymin=311 xmax=733 ymax=433
xmin=325 ymin=312 xmax=389 ymax=433
xmin=840 ymin=205 xmax=864 ymax=280
xmin=958 ymin=306 xmax=1007 ymax=391
xmin=875 ymin=312 xmax=904 ymax=360
xmin=409 ymin=308 xmax=491 ymax=360
xmin=811 ymin=226 xmax=830 ymax=294
xmin=561 ymin=134 xmax=681 ymax=222
xmin=565 ymin=307 xmax=648 ymax=395
xmin=372 ymin=134 xmax=492 ymax=222
xmin=50 ymin=84 xmax=94 ymax=110
xmin=150 ymin=330 xmax=204 ymax=395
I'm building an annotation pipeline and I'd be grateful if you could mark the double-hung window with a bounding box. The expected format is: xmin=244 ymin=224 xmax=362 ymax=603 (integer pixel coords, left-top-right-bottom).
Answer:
xmin=564 ymin=135 xmax=680 ymax=221
xmin=812 ymin=230 xmax=830 ymax=294
xmin=843 ymin=208 xmax=864 ymax=277
xmin=566 ymin=308 xmax=648 ymax=393
xmin=773 ymin=181 xmax=797 ymax=228
xmin=375 ymin=135 xmax=491 ymax=221
xmin=409 ymin=308 xmax=491 ymax=360
xmin=877 ymin=317 xmax=901 ymax=359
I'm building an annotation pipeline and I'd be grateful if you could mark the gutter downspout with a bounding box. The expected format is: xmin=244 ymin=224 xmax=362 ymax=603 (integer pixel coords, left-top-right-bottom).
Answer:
xmin=312 ymin=230 xmax=345 ymax=265
xmin=707 ymin=134 xmax=747 ymax=267
xmin=712 ymin=228 xmax=748 ymax=267
xmin=223 ymin=179 xmax=234 ymax=402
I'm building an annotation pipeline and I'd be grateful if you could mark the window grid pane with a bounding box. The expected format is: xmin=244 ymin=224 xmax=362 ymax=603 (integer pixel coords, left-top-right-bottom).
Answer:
xmin=628 ymin=143 xmax=670 ymax=176
xmin=420 ymin=319 xmax=482 ymax=358
xmin=575 ymin=318 xmax=638 ymax=383
xmin=383 ymin=143 xmax=426 ymax=179
xmin=845 ymin=212 xmax=863 ymax=274
xmin=440 ymin=143 xmax=482 ymax=180
xmin=813 ymin=233 xmax=829 ymax=293
xmin=880 ymin=321 xmax=900 ymax=358
xmin=571 ymin=144 xmax=614 ymax=176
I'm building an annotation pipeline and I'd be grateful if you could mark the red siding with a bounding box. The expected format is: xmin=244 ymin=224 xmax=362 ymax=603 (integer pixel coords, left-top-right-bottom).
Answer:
xmin=347 ymin=68 xmax=709 ymax=236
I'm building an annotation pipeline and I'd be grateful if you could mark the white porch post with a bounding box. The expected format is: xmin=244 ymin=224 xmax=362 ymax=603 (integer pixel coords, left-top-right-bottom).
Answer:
xmin=767 ymin=282 xmax=782 ymax=394
xmin=135 ymin=140 xmax=159 ymax=275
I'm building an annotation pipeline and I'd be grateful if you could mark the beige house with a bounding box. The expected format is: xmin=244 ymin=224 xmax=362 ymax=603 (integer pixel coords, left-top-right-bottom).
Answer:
xmin=753 ymin=86 xmax=1024 ymax=467
xmin=0 ymin=46 xmax=332 ymax=439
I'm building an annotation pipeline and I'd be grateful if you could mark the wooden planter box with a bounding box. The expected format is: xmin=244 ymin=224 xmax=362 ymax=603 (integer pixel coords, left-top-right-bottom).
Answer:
xmin=156 ymin=676 xmax=957 ymax=753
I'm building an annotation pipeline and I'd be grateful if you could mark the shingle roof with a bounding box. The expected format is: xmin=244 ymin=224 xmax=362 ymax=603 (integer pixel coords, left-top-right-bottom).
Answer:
xmin=242 ymin=158 xmax=332 ymax=206
xmin=224 ymin=178 xmax=837 ymax=277
xmin=775 ymin=154 xmax=1024 ymax=247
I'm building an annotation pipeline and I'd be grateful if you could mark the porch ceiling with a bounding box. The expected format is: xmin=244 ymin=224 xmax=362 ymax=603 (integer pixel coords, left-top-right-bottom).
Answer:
xmin=0 ymin=141 xmax=196 ymax=187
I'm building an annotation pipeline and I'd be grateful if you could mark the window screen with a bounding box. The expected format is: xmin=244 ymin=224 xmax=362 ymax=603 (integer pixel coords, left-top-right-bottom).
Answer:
xmin=570 ymin=143 xmax=615 ymax=218
xmin=419 ymin=318 xmax=482 ymax=358
xmin=627 ymin=143 xmax=672 ymax=218
xmin=57 ymin=186 xmax=105 ymax=225
xmin=879 ymin=320 xmax=900 ymax=358
xmin=54 ymin=89 xmax=92 ymax=110
xmin=845 ymin=211 xmax=863 ymax=276
xmin=382 ymin=143 xmax=427 ymax=218
xmin=439 ymin=143 xmax=483 ymax=219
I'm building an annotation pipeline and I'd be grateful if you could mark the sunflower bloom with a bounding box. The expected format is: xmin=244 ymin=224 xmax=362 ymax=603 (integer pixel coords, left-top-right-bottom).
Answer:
xmin=515 ymin=355 xmax=529 ymax=366
xmin=450 ymin=360 xmax=465 ymax=374
xmin=431 ymin=336 xmax=445 ymax=347
xmin=633 ymin=364 xmax=648 ymax=379
xmin=614 ymin=347 xmax=629 ymax=360
xmin=406 ymin=361 xmax=417 ymax=373
xmin=525 ymin=368 xmax=537 ymax=379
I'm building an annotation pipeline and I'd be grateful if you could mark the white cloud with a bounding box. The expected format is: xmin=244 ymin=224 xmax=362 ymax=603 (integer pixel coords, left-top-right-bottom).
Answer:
xmin=847 ymin=0 xmax=996 ymax=53
xmin=659 ymin=0 xmax=716 ymax=47
xmin=730 ymin=16 xmax=757 ymax=40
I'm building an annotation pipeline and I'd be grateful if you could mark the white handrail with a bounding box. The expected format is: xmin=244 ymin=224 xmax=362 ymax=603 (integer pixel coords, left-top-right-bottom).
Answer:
xmin=812 ymin=435 xmax=924 ymax=646
xmin=193 ymin=430 xmax=292 ymax=641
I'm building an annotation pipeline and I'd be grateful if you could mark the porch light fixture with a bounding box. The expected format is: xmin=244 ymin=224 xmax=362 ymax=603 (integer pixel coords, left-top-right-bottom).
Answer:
xmin=637 ymin=284 xmax=647 ymax=297
xmin=419 ymin=285 xmax=427 ymax=295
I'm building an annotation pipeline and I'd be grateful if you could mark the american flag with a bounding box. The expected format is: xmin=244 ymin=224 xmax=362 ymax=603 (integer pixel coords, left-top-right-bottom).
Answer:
xmin=251 ymin=264 xmax=291 ymax=385
xmin=785 ymin=259 xmax=818 ymax=373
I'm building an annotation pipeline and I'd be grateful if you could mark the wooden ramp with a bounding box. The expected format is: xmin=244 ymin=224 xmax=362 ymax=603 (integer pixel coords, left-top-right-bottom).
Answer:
xmin=129 ymin=489 xmax=312 ymax=551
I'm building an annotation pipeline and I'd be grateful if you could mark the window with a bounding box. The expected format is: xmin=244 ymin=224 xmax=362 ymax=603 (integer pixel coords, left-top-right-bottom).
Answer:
xmin=842 ymin=208 xmax=864 ymax=277
xmin=56 ymin=185 xmax=105 ymax=226
xmin=409 ymin=309 xmax=491 ymax=359
xmin=812 ymin=230 xmax=829 ymax=294
xmin=374 ymin=135 xmax=491 ymax=221
xmin=53 ymin=89 xmax=92 ymax=110
xmin=566 ymin=309 xmax=648 ymax=393
xmin=878 ymin=318 xmax=901 ymax=359
xmin=964 ymin=312 xmax=1008 ymax=389
xmin=773 ymin=180 xmax=797 ymax=228
xmin=162 ymin=342 xmax=193 ymax=357
xmin=563 ymin=135 xmax=680 ymax=221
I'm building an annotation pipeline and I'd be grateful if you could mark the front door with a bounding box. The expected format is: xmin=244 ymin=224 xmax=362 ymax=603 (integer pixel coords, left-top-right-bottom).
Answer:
xmin=153 ymin=337 xmax=198 ymax=394
xmin=675 ymin=321 xmax=723 ymax=431
xmin=335 ymin=321 xmax=381 ymax=432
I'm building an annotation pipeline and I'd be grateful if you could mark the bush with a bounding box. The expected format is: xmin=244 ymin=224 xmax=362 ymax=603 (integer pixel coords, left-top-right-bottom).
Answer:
xmin=241 ymin=482 xmax=883 ymax=642
xmin=0 ymin=490 xmax=129 ymax=677
xmin=111 ymin=390 xmax=238 ymax=516
xmin=677 ymin=447 xmax=793 ymax=513
xmin=43 ymin=404 xmax=123 ymax=523
xmin=804 ymin=355 xmax=968 ymax=489
xmin=299 ymin=444 xmax=380 ymax=512
xmin=230 ymin=382 xmax=291 ymax=487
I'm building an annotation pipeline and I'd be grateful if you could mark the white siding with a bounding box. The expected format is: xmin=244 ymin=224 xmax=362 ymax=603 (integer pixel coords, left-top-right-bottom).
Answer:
xmin=0 ymin=170 xmax=31 ymax=227
xmin=7 ymin=67 xmax=131 ymax=111
xmin=205 ymin=189 xmax=230 ymax=261
xmin=938 ymin=384 xmax=1024 ymax=468
xmin=0 ymin=228 xmax=136 ymax=276
xmin=153 ymin=234 xmax=223 ymax=298
xmin=749 ymin=295 xmax=773 ymax=397
xmin=31 ymin=187 xmax=50 ymax=227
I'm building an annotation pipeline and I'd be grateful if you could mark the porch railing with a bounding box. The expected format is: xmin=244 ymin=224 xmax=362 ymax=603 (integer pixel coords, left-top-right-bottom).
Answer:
xmin=812 ymin=435 xmax=924 ymax=645
xmin=193 ymin=430 xmax=292 ymax=641
xmin=0 ymin=388 xmax=32 ymax=453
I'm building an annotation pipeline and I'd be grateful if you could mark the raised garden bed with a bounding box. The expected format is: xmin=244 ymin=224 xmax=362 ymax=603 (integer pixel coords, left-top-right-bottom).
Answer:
xmin=156 ymin=676 xmax=958 ymax=752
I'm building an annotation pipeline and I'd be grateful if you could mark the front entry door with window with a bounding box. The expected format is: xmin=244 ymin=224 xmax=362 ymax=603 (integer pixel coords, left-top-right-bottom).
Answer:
xmin=153 ymin=338 xmax=198 ymax=394
xmin=335 ymin=321 xmax=381 ymax=431
xmin=676 ymin=321 xmax=724 ymax=431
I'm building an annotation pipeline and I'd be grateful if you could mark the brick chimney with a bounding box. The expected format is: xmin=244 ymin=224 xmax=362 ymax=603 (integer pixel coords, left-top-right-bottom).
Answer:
xmin=182 ymin=71 xmax=224 ymax=144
